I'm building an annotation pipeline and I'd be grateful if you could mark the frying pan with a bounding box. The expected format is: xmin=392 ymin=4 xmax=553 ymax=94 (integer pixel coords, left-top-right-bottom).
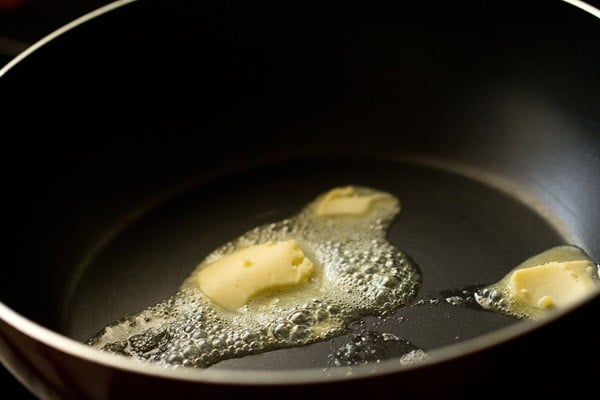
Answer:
xmin=1 ymin=0 xmax=599 ymax=398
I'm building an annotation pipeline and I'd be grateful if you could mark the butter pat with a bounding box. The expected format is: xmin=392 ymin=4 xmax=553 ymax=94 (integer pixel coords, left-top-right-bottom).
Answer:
xmin=197 ymin=240 xmax=315 ymax=310
xmin=508 ymin=260 xmax=597 ymax=310
xmin=315 ymin=186 xmax=389 ymax=216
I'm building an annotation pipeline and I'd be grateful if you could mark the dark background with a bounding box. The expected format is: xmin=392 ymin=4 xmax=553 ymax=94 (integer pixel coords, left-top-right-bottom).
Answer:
xmin=0 ymin=0 xmax=111 ymax=67
xmin=3 ymin=0 xmax=600 ymax=65
xmin=1 ymin=2 xmax=113 ymax=397
xmin=1 ymin=0 xmax=600 ymax=398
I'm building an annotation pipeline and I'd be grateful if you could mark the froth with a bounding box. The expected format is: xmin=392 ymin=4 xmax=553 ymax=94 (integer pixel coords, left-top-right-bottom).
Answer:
xmin=328 ymin=331 xmax=427 ymax=367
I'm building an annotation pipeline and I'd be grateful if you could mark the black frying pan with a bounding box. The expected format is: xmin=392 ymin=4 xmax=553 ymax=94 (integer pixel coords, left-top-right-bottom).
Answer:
xmin=1 ymin=0 xmax=599 ymax=398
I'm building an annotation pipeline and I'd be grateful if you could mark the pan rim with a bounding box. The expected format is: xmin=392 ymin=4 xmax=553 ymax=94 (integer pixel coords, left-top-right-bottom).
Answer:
xmin=1 ymin=0 xmax=599 ymax=78
xmin=1 ymin=292 xmax=598 ymax=384
xmin=0 ymin=0 xmax=599 ymax=387
xmin=1 ymin=152 xmax=593 ymax=384
xmin=0 ymin=0 xmax=139 ymax=78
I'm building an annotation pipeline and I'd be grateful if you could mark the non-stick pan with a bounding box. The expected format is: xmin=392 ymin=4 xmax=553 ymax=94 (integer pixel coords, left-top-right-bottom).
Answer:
xmin=1 ymin=0 xmax=599 ymax=398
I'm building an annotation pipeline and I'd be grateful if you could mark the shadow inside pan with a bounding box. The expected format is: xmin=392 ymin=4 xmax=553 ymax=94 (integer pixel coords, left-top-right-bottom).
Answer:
xmin=62 ymin=156 xmax=563 ymax=370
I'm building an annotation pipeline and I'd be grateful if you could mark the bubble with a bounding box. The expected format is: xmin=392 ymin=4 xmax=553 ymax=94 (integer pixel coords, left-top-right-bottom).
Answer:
xmin=196 ymin=339 xmax=209 ymax=351
xmin=289 ymin=310 xmax=315 ymax=326
xmin=240 ymin=331 xmax=259 ymax=343
xmin=211 ymin=338 xmax=226 ymax=349
xmin=375 ymin=288 xmax=394 ymax=305
xmin=489 ymin=289 xmax=501 ymax=302
xmin=182 ymin=345 xmax=201 ymax=359
xmin=166 ymin=353 xmax=183 ymax=364
xmin=192 ymin=330 xmax=207 ymax=340
xmin=272 ymin=321 xmax=293 ymax=341
xmin=328 ymin=331 xmax=425 ymax=367
xmin=327 ymin=305 xmax=341 ymax=315
xmin=314 ymin=308 xmax=329 ymax=322
xmin=445 ymin=296 xmax=465 ymax=306
xmin=290 ymin=325 xmax=311 ymax=341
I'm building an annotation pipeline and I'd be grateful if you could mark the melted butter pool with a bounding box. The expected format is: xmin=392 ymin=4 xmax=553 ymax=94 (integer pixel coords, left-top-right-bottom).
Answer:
xmin=86 ymin=185 xmax=421 ymax=368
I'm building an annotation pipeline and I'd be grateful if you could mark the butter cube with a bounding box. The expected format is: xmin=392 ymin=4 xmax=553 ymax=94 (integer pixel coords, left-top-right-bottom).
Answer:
xmin=197 ymin=240 xmax=315 ymax=310
xmin=315 ymin=186 xmax=390 ymax=216
xmin=509 ymin=260 xmax=597 ymax=310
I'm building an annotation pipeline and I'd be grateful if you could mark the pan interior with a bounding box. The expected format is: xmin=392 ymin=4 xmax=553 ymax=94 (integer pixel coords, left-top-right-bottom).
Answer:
xmin=62 ymin=157 xmax=565 ymax=370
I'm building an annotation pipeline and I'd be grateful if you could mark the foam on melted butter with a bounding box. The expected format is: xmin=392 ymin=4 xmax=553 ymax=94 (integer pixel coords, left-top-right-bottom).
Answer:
xmin=475 ymin=245 xmax=600 ymax=321
xmin=86 ymin=185 xmax=421 ymax=368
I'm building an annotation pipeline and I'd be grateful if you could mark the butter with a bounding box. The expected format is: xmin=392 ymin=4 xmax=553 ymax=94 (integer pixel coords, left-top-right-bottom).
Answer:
xmin=315 ymin=186 xmax=390 ymax=216
xmin=197 ymin=240 xmax=315 ymax=310
xmin=476 ymin=245 xmax=600 ymax=320
xmin=508 ymin=260 xmax=597 ymax=310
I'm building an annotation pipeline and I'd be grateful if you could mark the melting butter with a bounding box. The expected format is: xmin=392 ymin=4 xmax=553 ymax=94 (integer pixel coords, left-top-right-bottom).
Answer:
xmin=86 ymin=185 xmax=421 ymax=368
xmin=197 ymin=240 xmax=315 ymax=310
xmin=314 ymin=186 xmax=395 ymax=216
xmin=475 ymin=245 xmax=600 ymax=320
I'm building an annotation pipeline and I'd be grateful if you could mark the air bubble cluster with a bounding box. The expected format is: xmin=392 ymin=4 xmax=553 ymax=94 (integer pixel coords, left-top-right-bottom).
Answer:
xmin=328 ymin=331 xmax=427 ymax=367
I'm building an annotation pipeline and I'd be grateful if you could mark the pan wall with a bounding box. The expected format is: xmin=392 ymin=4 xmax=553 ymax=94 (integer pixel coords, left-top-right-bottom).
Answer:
xmin=1 ymin=0 xmax=599 ymax=329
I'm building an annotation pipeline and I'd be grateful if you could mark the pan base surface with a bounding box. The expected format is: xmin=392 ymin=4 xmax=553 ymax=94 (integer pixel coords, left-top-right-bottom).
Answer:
xmin=63 ymin=157 xmax=565 ymax=369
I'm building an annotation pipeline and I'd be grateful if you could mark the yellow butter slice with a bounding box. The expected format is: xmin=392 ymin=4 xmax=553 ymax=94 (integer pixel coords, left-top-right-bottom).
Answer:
xmin=197 ymin=240 xmax=315 ymax=310
xmin=508 ymin=260 xmax=596 ymax=310
xmin=314 ymin=186 xmax=391 ymax=216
